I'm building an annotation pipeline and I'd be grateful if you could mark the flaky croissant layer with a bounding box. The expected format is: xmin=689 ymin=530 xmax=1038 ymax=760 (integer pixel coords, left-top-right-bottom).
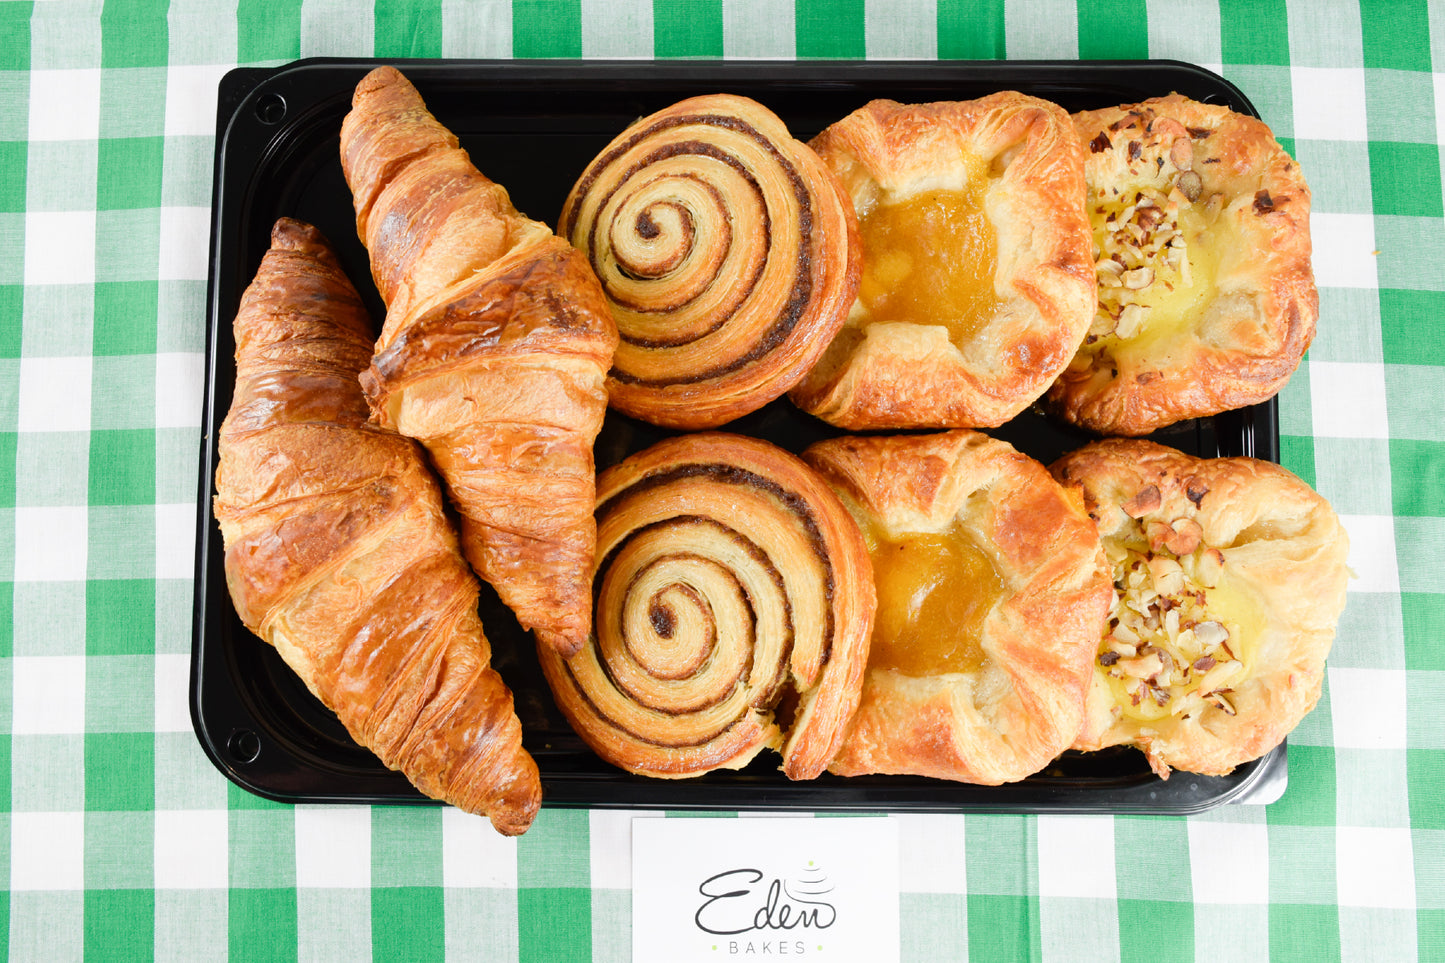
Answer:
xmin=214 ymin=216 xmax=541 ymax=835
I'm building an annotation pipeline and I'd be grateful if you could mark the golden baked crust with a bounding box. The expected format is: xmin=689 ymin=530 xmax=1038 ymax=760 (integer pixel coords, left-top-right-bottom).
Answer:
xmin=1045 ymin=94 xmax=1317 ymax=435
xmin=804 ymin=430 xmax=1112 ymax=784
xmin=1049 ymin=439 xmax=1349 ymax=777
xmin=789 ymin=94 xmax=1095 ymax=429
xmin=559 ymin=94 xmax=860 ymax=429
xmin=536 ymin=433 xmax=875 ymax=779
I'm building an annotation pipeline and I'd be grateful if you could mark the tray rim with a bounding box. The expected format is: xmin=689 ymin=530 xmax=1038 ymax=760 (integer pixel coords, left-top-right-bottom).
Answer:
xmin=192 ymin=55 xmax=1288 ymax=817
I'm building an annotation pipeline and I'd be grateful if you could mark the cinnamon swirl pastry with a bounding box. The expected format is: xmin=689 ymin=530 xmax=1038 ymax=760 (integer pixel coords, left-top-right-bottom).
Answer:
xmin=537 ymin=433 xmax=875 ymax=779
xmin=1050 ymin=439 xmax=1349 ymax=777
xmin=559 ymin=95 xmax=860 ymax=429
xmin=1045 ymin=95 xmax=1316 ymax=435
xmin=789 ymin=94 xmax=1096 ymax=429
xmin=804 ymin=430 xmax=1113 ymax=785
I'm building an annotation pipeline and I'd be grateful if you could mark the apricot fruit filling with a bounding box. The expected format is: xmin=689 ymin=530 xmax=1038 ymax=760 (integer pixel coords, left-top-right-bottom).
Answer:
xmin=865 ymin=521 xmax=1006 ymax=676
xmin=856 ymin=176 xmax=1000 ymax=347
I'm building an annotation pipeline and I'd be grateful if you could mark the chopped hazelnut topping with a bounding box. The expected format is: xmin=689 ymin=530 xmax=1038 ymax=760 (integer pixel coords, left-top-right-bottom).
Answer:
xmin=1206 ymin=692 xmax=1237 ymax=716
xmin=1148 ymin=555 xmax=1186 ymax=595
xmin=1163 ymin=518 xmax=1203 ymax=556
xmin=1170 ymin=138 xmax=1194 ymax=171
xmin=1109 ymin=624 xmax=1140 ymax=648
xmin=1195 ymin=658 xmax=1244 ymax=695
xmin=1192 ymin=620 xmax=1229 ymax=648
xmin=1144 ymin=519 xmax=1174 ymax=552
xmin=1119 ymin=649 xmax=1165 ymax=680
xmin=1086 ymin=156 xmax=1205 ymax=343
xmin=1122 ymin=484 xmax=1161 ymax=518
xmin=1178 ymin=170 xmax=1203 ymax=202
xmin=1096 ymin=516 xmax=1249 ymax=720
xmin=1123 ymin=267 xmax=1155 ymax=289
xmin=1115 ymin=303 xmax=1145 ymax=339
xmin=1195 ymin=548 xmax=1225 ymax=588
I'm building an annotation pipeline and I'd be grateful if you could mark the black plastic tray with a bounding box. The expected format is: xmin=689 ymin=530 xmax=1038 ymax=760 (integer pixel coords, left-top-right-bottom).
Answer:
xmin=193 ymin=58 xmax=1287 ymax=814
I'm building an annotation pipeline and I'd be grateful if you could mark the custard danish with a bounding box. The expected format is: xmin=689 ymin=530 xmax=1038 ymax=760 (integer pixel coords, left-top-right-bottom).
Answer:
xmin=1045 ymin=95 xmax=1316 ymax=435
xmin=1050 ymin=439 xmax=1349 ymax=777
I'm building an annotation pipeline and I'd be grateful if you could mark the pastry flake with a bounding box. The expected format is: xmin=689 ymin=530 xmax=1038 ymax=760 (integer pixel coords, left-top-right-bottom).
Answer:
xmin=1045 ymin=94 xmax=1317 ymax=435
xmin=790 ymin=94 xmax=1096 ymax=429
xmin=1050 ymin=438 xmax=1349 ymax=777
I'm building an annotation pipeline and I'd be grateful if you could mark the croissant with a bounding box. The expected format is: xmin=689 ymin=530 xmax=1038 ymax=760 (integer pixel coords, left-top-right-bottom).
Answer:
xmin=213 ymin=217 xmax=541 ymax=835
xmin=340 ymin=65 xmax=619 ymax=658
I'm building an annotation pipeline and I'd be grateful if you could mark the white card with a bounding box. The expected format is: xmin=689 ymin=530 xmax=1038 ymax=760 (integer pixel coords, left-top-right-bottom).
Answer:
xmin=632 ymin=816 xmax=900 ymax=963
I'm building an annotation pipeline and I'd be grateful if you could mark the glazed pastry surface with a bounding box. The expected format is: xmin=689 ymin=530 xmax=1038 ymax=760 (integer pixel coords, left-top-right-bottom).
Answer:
xmin=214 ymin=217 xmax=541 ymax=835
xmin=805 ymin=430 xmax=1113 ymax=785
xmin=790 ymin=94 xmax=1095 ymax=429
xmin=538 ymin=433 xmax=875 ymax=779
xmin=560 ymin=94 xmax=860 ymax=429
xmin=340 ymin=65 xmax=619 ymax=657
xmin=1045 ymin=94 xmax=1316 ymax=435
xmin=1050 ymin=438 xmax=1349 ymax=777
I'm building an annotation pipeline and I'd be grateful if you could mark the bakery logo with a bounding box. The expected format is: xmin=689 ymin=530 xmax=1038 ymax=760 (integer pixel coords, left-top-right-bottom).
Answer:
xmin=633 ymin=818 xmax=896 ymax=963
xmin=694 ymin=862 xmax=837 ymax=955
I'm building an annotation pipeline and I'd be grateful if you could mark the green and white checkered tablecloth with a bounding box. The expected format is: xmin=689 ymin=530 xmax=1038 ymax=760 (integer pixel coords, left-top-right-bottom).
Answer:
xmin=2 ymin=0 xmax=1441 ymax=960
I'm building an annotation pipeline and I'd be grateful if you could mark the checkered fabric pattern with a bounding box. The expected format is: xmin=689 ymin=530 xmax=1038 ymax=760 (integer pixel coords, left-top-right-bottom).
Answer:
xmin=1 ymin=0 xmax=1440 ymax=960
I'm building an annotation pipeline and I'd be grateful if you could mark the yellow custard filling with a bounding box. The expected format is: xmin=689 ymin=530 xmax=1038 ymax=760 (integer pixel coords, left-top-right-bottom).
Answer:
xmin=1098 ymin=522 xmax=1262 ymax=722
xmin=856 ymin=175 xmax=1000 ymax=347
xmin=863 ymin=520 xmax=1007 ymax=677
xmin=1081 ymin=176 xmax=1224 ymax=360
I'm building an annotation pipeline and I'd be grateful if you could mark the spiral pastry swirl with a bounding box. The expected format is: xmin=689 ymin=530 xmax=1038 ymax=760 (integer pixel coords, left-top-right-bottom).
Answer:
xmin=537 ymin=433 xmax=875 ymax=779
xmin=559 ymin=95 xmax=861 ymax=429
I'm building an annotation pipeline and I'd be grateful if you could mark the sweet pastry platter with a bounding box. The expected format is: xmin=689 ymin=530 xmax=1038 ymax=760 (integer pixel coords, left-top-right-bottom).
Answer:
xmin=192 ymin=58 xmax=1332 ymax=822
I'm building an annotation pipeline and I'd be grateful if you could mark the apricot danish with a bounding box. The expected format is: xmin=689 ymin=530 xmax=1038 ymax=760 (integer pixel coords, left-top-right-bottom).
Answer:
xmin=804 ymin=430 xmax=1113 ymax=785
xmin=790 ymin=94 xmax=1095 ymax=429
